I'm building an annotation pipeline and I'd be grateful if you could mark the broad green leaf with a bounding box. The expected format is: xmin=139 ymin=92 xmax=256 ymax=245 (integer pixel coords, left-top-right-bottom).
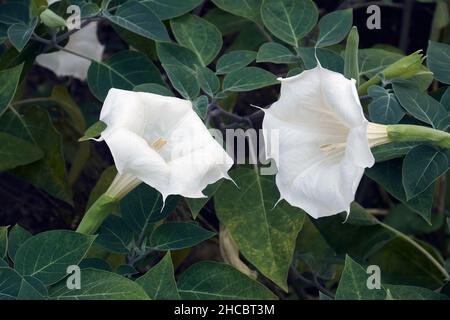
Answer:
xmin=366 ymin=159 xmax=434 ymax=223
xmin=136 ymin=253 xmax=180 ymax=300
xmin=7 ymin=18 xmax=38 ymax=52
xmin=211 ymin=0 xmax=262 ymax=23
xmin=427 ymin=41 xmax=450 ymax=84
xmin=335 ymin=255 xmax=387 ymax=300
xmin=149 ymin=222 xmax=216 ymax=250
xmin=372 ymin=141 xmax=421 ymax=163
xmin=316 ymin=9 xmax=353 ymax=48
xmin=384 ymin=204 xmax=444 ymax=235
xmin=14 ymin=230 xmax=96 ymax=285
xmin=163 ymin=63 xmax=200 ymax=99
xmin=298 ymin=47 xmax=344 ymax=73
xmin=402 ymin=145 xmax=448 ymax=200
xmin=120 ymin=183 xmax=178 ymax=235
xmin=385 ymin=284 xmax=448 ymax=300
xmin=133 ymin=83 xmax=174 ymax=96
xmin=393 ymin=80 xmax=447 ymax=130
xmin=79 ymin=257 xmax=112 ymax=271
xmin=171 ymin=14 xmax=222 ymax=66
xmin=256 ymin=42 xmax=297 ymax=64
xmin=177 ymin=261 xmax=276 ymax=299
xmin=195 ymin=66 xmax=220 ymax=97
xmin=441 ymin=87 xmax=450 ymax=111
xmin=223 ymin=67 xmax=278 ymax=92
xmin=50 ymin=269 xmax=149 ymax=300
xmin=142 ymin=0 xmax=203 ymax=20
xmin=78 ymin=120 xmax=106 ymax=142
xmin=0 ymin=132 xmax=44 ymax=171
xmin=344 ymin=26 xmax=359 ymax=85
xmin=193 ymin=95 xmax=208 ymax=119
xmin=216 ymin=50 xmax=256 ymax=74
xmin=261 ymin=0 xmax=318 ymax=47
xmin=0 ymin=63 xmax=23 ymax=115
xmin=0 ymin=3 xmax=28 ymax=25
xmin=95 ymin=215 xmax=134 ymax=254
xmin=0 ymin=226 xmax=7 ymax=259
xmin=368 ymin=85 xmax=405 ymax=124
xmin=88 ymin=51 xmax=163 ymax=101
xmin=1 ymin=107 xmax=73 ymax=204
xmin=204 ymin=8 xmax=249 ymax=36
xmin=186 ymin=180 xmax=223 ymax=218
xmin=7 ymin=225 xmax=31 ymax=261
xmin=0 ymin=268 xmax=47 ymax=300
xmin=156 ymin=42 xmax=202 ymax=71
xmin=215 ymin=168 xmax=305 ymax=291
xmin=104 ymin=0 xmax=169 ymax=42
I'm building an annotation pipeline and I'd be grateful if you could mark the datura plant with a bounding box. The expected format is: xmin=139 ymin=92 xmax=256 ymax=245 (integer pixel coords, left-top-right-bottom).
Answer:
xmin=1 ymin=0 xmax=450 ymax=302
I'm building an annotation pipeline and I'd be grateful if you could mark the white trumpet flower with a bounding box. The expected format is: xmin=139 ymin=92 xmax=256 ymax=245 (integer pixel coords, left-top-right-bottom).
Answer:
xmin=262 ymin=65 xmax=389 ymax=219
xmin=98 ymin=88 xmax=234 ymax=201
xmin=35 ymin=22 xmax=104 ymax=80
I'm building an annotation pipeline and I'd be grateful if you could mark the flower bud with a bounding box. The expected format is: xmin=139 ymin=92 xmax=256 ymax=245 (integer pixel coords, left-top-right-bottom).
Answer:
xmin=40 ymin=8 xmax=66 ymax=28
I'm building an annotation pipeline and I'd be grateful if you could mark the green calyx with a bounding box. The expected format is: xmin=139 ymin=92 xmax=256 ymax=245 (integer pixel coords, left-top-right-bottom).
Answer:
xmin=76 ymin=193 xmax=117 ymax=235
xmin=387 ymin=124 xmax=450 ymax=149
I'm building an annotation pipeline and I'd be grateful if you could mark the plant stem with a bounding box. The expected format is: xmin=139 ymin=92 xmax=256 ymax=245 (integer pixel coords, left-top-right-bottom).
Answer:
xmin=76 ymin=193 xmax=116 ymax=234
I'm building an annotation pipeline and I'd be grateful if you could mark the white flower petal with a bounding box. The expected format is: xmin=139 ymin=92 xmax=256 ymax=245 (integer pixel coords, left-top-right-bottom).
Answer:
xmin=35 ymin=22 xmax=104 ymax=80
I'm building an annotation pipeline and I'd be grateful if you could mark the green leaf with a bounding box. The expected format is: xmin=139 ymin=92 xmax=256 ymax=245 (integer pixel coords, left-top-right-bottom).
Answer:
xmin=149 ymin=222 xmax=216 ymax=250
xmin=192 ymin=95 xmax=208 ymax=119
xmin=136 ymin=253 xmax=180 ymax=300
xmin=335 ymin=255 xmax=387 ymax=300
xmin=163 ymin=63 xmax=200 ymax=99
xmin=156 ymin=42 xmax=202 ymax=71
xmin=7 ymin=225 xmax=31 ymax=261
xmin=441 ymin=87 xmax=450 ymax=111
xmin=0 ymin=226 xmax=7 ymax=259
xmin=14 ymin=230 xmax=95 ymax=285
xmin=79 ymin=257 xmax=112 ymax=271
xmin=427 ymin=41 xmax=450 ymax=84
xmin=385 ymin=284 xmax=448 ymax=300
xmin=371 ymin=141 xmax=420 ymax=162
xmin=50 ymin=269 xmax=149 ymax=300
xmin=177 ymin=261 xmax=276 ymax=299
xmin=78 ymin=120 xmax=107 ymax=142
xmin=256 ymin=42 xmax=297 ymax=64
xmin=133 ymin=83 xmax=173 ymax=96
xmin=0 ymin=132 xmax=44 ymax=171
xmin=215 ymin=168 xmax=305 ymax=291
xmin=216 ymin=50 xmax=256 ymax=74
xmin=211 ymin=0 xmax=262 ymax=23
xmin=384 ymin=204 xmax=444 ymax=235
xmin=316 ymin=9 xmax=353 ymax=48
xmin=297 ymin=47 xmax=344 ymax=73
xmin=402 ymin=145 xmax=448 ymax=200
xmin=171 ymin=14 xmax=222 ymax=66
xmin=204 ymin=8 xmax=249 ymax=36
xmin=368 ymin=85 xmax=405 ymax=124
xmin=142 ymin=0 xmax=203 ymax=20
xmin=223 ymin=67 xmax=278 ymax=92
xmin=104 ymin=0 xmax=169 ymax=42
xmin=120 ymin=183 xmax=178 ymax=235
xmin=344 ymin=26 xmax=359 ymax=85
xmin=195 ymin=66 xmax=220 ymax=97
xmin=366 ymin=159 xmax=434 ymax=223
xmin=393 ymin=80 xmax=447 ymax=130
xmin=0 ymin=63 xmax=23 ymax=115
xmin=0 ymin=268 xmax=47 ymax=300
xmin=95 ymin=215 xmax=134 ymax=254
xmin=1 ymin=107 xmax=73 ymax=204
xmin=186 ymin=180 xmax=223 ymax=219
xmin=87 ymin=51 xmax=163 ymax=101
xmin=7 ymin=18 xmax=38 ymax=52
xmin=261 ymin=0 xmax=318 ymax=47
xmin=359 ymin=48 xmax=403 ymax=79
xmin=0 ymin=3 xmax=28 ymax=25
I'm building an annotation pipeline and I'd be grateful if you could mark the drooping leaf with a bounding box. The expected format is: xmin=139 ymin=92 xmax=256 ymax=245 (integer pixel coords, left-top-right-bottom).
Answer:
xmin=142 ymin=0 xmax=203 ymax=20
xmin=104 ymin=0 xmax=169 ymax=42
xmin=136 ymin=253 xmax=180 ymax=300
xmin=7 ymin=18 xmax=38 ymax=52
xmin=260 ymin=0 xmax=318 ymax=47
xmin=87 ymin=51 xmax=164 ymax=101
xmin=0 ymin=132 xmax=44 ymax=171
xmin=215 ymin=168 xmax=305 ymax=291
xmin=316 ymin=9 xmax=353 ymax=48
xmin=50 ymin=269 xmax=149 ymax=300
xmin=7 ymin=225 xmax=31 ymax=261
xmin=256 ymin=42 xmax=297 ymax=64
xmin=149 ymin=222 xmax=216 ymax=250
xmin=427 ymin=41 xmax=450 ymax=84
xmin=223 ymin=67 xmax=278 ymax=92
xmin=216 ymin=50 xmax=256 ymax=74
xmin=14 ymin=230 xmax=95 ymax=285
xmin=171 ymin=14 xmax=222 ymax=66
xmin=402 ymin=145 xmax=448 ymax=200
xmin=211 ymin=0 xmax=262 ymax=23
xmin=177 ymin=261 xmax=276 ymax=299
xmin=0 ymin=63 xmax=23 ymax=115
xmin=368 ymin=85 xmax=405 ymax=124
